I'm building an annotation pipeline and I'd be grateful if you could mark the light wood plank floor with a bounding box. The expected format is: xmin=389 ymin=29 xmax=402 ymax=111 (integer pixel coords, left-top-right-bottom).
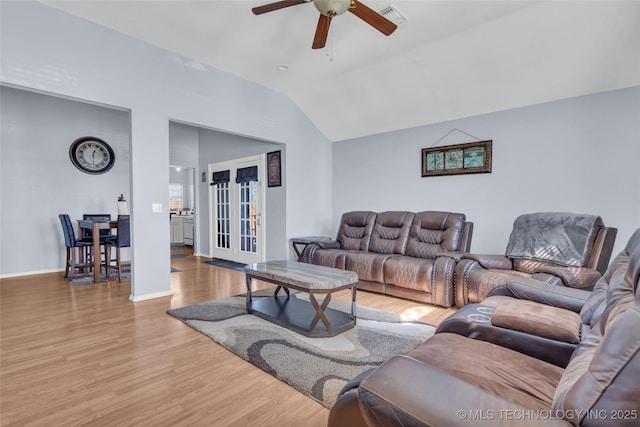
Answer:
xmin=1 ymin=250 xmax=457 ymax=426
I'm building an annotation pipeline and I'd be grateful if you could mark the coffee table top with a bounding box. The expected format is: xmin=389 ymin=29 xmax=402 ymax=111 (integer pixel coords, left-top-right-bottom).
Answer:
xmin=244 ymin=261 xmax=357 ymax=291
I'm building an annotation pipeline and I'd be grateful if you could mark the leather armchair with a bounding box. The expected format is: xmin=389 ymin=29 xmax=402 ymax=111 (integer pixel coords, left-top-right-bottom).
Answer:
xmin=454 ymin=212 xmax=617 ymax=306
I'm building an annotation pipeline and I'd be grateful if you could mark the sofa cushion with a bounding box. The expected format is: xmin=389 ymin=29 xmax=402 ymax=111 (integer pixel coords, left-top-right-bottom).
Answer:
xmin=336 ymin=211 xmax=377 ymax=251
xmin=505 ymin=212 xmax=603 ymax=267
xmin=406 ymin=211 xmax=467 ymax=258
xmin=408 ymin=333 xmax=564 ymax=411
xmin=492 ymin=300 xmax=582 ymax=344
xmin=368 ymin=211 xmax=414 ymax=255
xmin=345 ymin=252 xmax=392 ymax=283
xmin=383 ymin=256 xmax=435 ymax=292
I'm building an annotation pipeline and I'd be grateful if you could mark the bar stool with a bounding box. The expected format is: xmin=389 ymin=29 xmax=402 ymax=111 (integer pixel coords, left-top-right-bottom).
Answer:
xmin=58 ymin=214 xmax=94 ymax=279
xmin=105 ymin=215 xmax=131 ymax=281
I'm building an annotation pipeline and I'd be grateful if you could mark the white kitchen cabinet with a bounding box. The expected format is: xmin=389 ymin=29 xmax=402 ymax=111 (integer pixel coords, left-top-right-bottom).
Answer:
xmin=183 ymin=217 xmax=193 ymax=246
xmin=171 ymin=216 xmax=184 ymax=244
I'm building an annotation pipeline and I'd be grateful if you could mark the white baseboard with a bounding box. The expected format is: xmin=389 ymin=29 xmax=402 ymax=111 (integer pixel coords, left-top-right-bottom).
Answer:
xmin=129 ymin=290 xmax=173 ymax=302
xmin=1 ymin=268 xmax=64 ymax=279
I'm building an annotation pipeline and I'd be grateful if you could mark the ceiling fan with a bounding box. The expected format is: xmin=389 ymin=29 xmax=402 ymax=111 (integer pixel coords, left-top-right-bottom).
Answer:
xmin=252 ymin=0 xmax=398 ymax=49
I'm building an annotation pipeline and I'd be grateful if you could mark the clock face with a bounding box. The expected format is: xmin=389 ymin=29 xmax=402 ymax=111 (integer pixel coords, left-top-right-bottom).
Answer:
xmin=69 ymin=137 xmax=115 ymax=174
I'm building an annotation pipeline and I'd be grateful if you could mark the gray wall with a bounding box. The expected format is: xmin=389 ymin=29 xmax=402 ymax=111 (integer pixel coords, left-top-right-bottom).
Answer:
xmin=332 ymin=86 xmax=640 ymax=257
xmin=169 ymin=122 xmax=199 ymax=169
xmin=0 ymin=86 xmax=131 ymax=275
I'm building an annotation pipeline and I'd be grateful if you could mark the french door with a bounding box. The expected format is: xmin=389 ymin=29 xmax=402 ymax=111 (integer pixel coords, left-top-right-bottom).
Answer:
xmin=208 ymin=155 xmax=265 ymax=264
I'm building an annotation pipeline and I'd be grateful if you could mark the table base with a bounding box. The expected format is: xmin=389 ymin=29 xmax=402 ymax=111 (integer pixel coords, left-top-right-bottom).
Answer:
xmin=249 ymin=294 xmax=355 ymax=338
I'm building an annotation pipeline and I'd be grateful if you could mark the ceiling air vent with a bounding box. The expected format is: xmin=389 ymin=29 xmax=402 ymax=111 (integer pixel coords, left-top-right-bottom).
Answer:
xmin=378 ymin=3 xmax=407 ymax=25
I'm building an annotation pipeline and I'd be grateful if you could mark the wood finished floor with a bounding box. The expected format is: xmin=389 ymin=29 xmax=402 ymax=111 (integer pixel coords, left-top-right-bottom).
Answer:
xmin=1 ymin=248 xmax=457 ymax=426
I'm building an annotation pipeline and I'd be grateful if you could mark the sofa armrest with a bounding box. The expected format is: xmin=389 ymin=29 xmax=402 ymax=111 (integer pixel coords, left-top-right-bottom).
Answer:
xmin=436 ymin=251 xmax=467 ymax=262
xmin=435 ymin=308 xmax=578 ymax=367
xmin=487 ymin=281 xmax=591 ymax=313
xmin=491 ymin=300 xmax=582 ymax=344
xmin=532 ymin=265 xmax=601 ymax=290
xmin=463 ymin=254 xmax=513 ymax=270
xmin=358 ymin=355 xmax=572 ymax=427
xmin=315 ymin=239 xmax=341 ymax=249
xmin=300 ymin=240 xmax=342 ymax=263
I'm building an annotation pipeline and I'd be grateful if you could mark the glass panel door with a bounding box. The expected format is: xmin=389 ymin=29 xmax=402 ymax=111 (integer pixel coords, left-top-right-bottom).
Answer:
xmin=208 ymin=155 xmax=265 ymax=264
xmin=239 ymin=181 xmax=258 ymax=254
xmin=215 ymin=182 xmax=230 ymax=250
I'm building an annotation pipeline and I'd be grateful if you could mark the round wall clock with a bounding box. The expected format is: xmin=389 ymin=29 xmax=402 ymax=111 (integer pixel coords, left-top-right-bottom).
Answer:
xmin=69 ymin=136 xmax=115 ymax=175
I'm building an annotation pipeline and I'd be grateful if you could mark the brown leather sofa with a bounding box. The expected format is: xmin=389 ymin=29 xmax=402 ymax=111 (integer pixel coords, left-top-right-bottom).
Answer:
xmin=436 ymin=228 xmax=640 ymax=368
xmin=327 ymin=228 xmax=640 ymax=427
xmin=454 ymin=212 xmax=617 ymax=307
xmin=301 ymin=211 xmax=473 ymax=307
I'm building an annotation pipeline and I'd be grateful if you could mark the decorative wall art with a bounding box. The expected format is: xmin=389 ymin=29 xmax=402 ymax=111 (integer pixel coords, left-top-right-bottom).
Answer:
xmin=267 ymin=150 xmax=282 ymax=187
xmin=421 ymin=140 xmax=492 ymax=177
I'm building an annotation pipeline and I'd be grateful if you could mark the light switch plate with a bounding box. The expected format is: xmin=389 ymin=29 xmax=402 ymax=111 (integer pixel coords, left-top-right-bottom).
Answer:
xmin=152 ymin=203 xmax=163 ymax=213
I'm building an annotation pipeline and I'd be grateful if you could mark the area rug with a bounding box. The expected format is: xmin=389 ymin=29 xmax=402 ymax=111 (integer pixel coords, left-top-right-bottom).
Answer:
xmin=68 ymin=266 xmax=131 ymax=286
xmin=203 ymin=259 xmax=246 ymax=271
xmin=167 ymin=289 xmax=435 ymax=408
xmin=70 ymin=266 xmax=180 ymax=285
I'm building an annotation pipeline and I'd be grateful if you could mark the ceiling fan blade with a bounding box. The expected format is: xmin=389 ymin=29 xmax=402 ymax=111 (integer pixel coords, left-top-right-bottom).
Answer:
xmin=252 ymin=0 xmax=306 ymax=15
xmin=348 ymin=0 xmax=397 ymax=36
xmin=312 ymin=14 xmax=331 ymax=49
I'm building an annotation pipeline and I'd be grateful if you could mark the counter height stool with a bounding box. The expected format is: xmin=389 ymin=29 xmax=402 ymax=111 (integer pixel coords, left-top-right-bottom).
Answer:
xmin=105 ymin=215 xmax=130 ymax=281
xmin=58 ymin=214 xmax=94 ymax=279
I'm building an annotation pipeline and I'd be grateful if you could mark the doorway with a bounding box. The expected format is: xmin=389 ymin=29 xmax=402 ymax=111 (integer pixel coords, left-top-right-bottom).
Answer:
xmin=208 ymin=154 xmax=266 ymax=264
xmin=169 ymin=166 xmax=195 ymax=256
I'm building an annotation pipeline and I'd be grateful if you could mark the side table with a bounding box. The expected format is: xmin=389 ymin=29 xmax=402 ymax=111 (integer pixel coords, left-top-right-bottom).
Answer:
xmin=291 ymin=236 xmax=331 ymax=261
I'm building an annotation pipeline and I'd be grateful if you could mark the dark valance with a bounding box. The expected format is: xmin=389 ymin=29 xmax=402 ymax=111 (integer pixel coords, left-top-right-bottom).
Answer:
xmin=236 ymin=166 xmax=258 ymax=183
xmin=210 ymin=170 xmax=230 ymax=185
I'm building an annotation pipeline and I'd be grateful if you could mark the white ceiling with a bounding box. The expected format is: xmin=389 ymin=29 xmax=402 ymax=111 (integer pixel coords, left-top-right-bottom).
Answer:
xmin=42 ymin=0 xmax=640 ymax=142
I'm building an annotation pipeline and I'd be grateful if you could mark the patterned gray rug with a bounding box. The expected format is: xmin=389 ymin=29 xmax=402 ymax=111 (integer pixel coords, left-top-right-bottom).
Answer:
xmin=167 ymin=288 xmax=435 ymax=408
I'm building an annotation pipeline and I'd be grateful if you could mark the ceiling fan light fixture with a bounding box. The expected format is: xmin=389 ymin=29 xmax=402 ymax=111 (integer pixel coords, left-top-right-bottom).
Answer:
xmin=313 ymin=0 xmax=352 ymax=17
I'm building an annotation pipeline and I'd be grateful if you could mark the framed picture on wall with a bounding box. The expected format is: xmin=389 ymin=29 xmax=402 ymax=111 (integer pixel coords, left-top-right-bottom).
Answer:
xmin=267 ymin=150 xmax=282 ymax=187
xmin=421 ymin=140 xmax=492 ymax=177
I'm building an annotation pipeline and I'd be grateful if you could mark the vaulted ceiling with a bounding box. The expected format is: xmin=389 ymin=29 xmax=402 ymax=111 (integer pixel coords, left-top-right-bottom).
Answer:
xmin=42 ymin=1 xmax=640 ymax=142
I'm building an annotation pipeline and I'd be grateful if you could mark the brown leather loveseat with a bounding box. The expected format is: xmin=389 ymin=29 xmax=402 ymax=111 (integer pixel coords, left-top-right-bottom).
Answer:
xmin=301 ymin=211 xmax=473 ymax=308
xmin=328 ymin=228 xmax=640 ymax=427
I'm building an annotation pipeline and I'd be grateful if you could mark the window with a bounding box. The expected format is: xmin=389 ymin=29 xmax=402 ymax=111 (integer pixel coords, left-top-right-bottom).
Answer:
xmin=169 ymin=184 xmax=183 ymax=210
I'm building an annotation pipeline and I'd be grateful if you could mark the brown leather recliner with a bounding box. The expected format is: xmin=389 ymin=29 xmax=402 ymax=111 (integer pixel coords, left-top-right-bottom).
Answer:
xmin=436 ymin=229 xmax=640 ymax=368
xmin=454 ymin=212 xmax=617 ymax=307
xmin=327 ymin=229 xmax=640 ymax=427
xmin=303 ymin=211 xmax=378 ymax=269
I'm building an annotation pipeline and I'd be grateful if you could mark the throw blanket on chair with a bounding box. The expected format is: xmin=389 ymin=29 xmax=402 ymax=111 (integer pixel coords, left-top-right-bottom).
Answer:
xmin=505 ymin=212 xmax=603 ymax=267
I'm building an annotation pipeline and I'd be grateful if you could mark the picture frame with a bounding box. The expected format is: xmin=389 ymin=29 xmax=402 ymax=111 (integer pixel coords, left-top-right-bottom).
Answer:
xmin=421 ymin=140 xmax=492 ymax=177
xmin=267 ymin=150 xmax=282 ymax=187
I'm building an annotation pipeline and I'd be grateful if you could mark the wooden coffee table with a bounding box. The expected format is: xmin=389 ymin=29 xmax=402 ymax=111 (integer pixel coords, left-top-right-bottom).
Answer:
xmin=244 ymin=261 xmax=358 ymax=337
